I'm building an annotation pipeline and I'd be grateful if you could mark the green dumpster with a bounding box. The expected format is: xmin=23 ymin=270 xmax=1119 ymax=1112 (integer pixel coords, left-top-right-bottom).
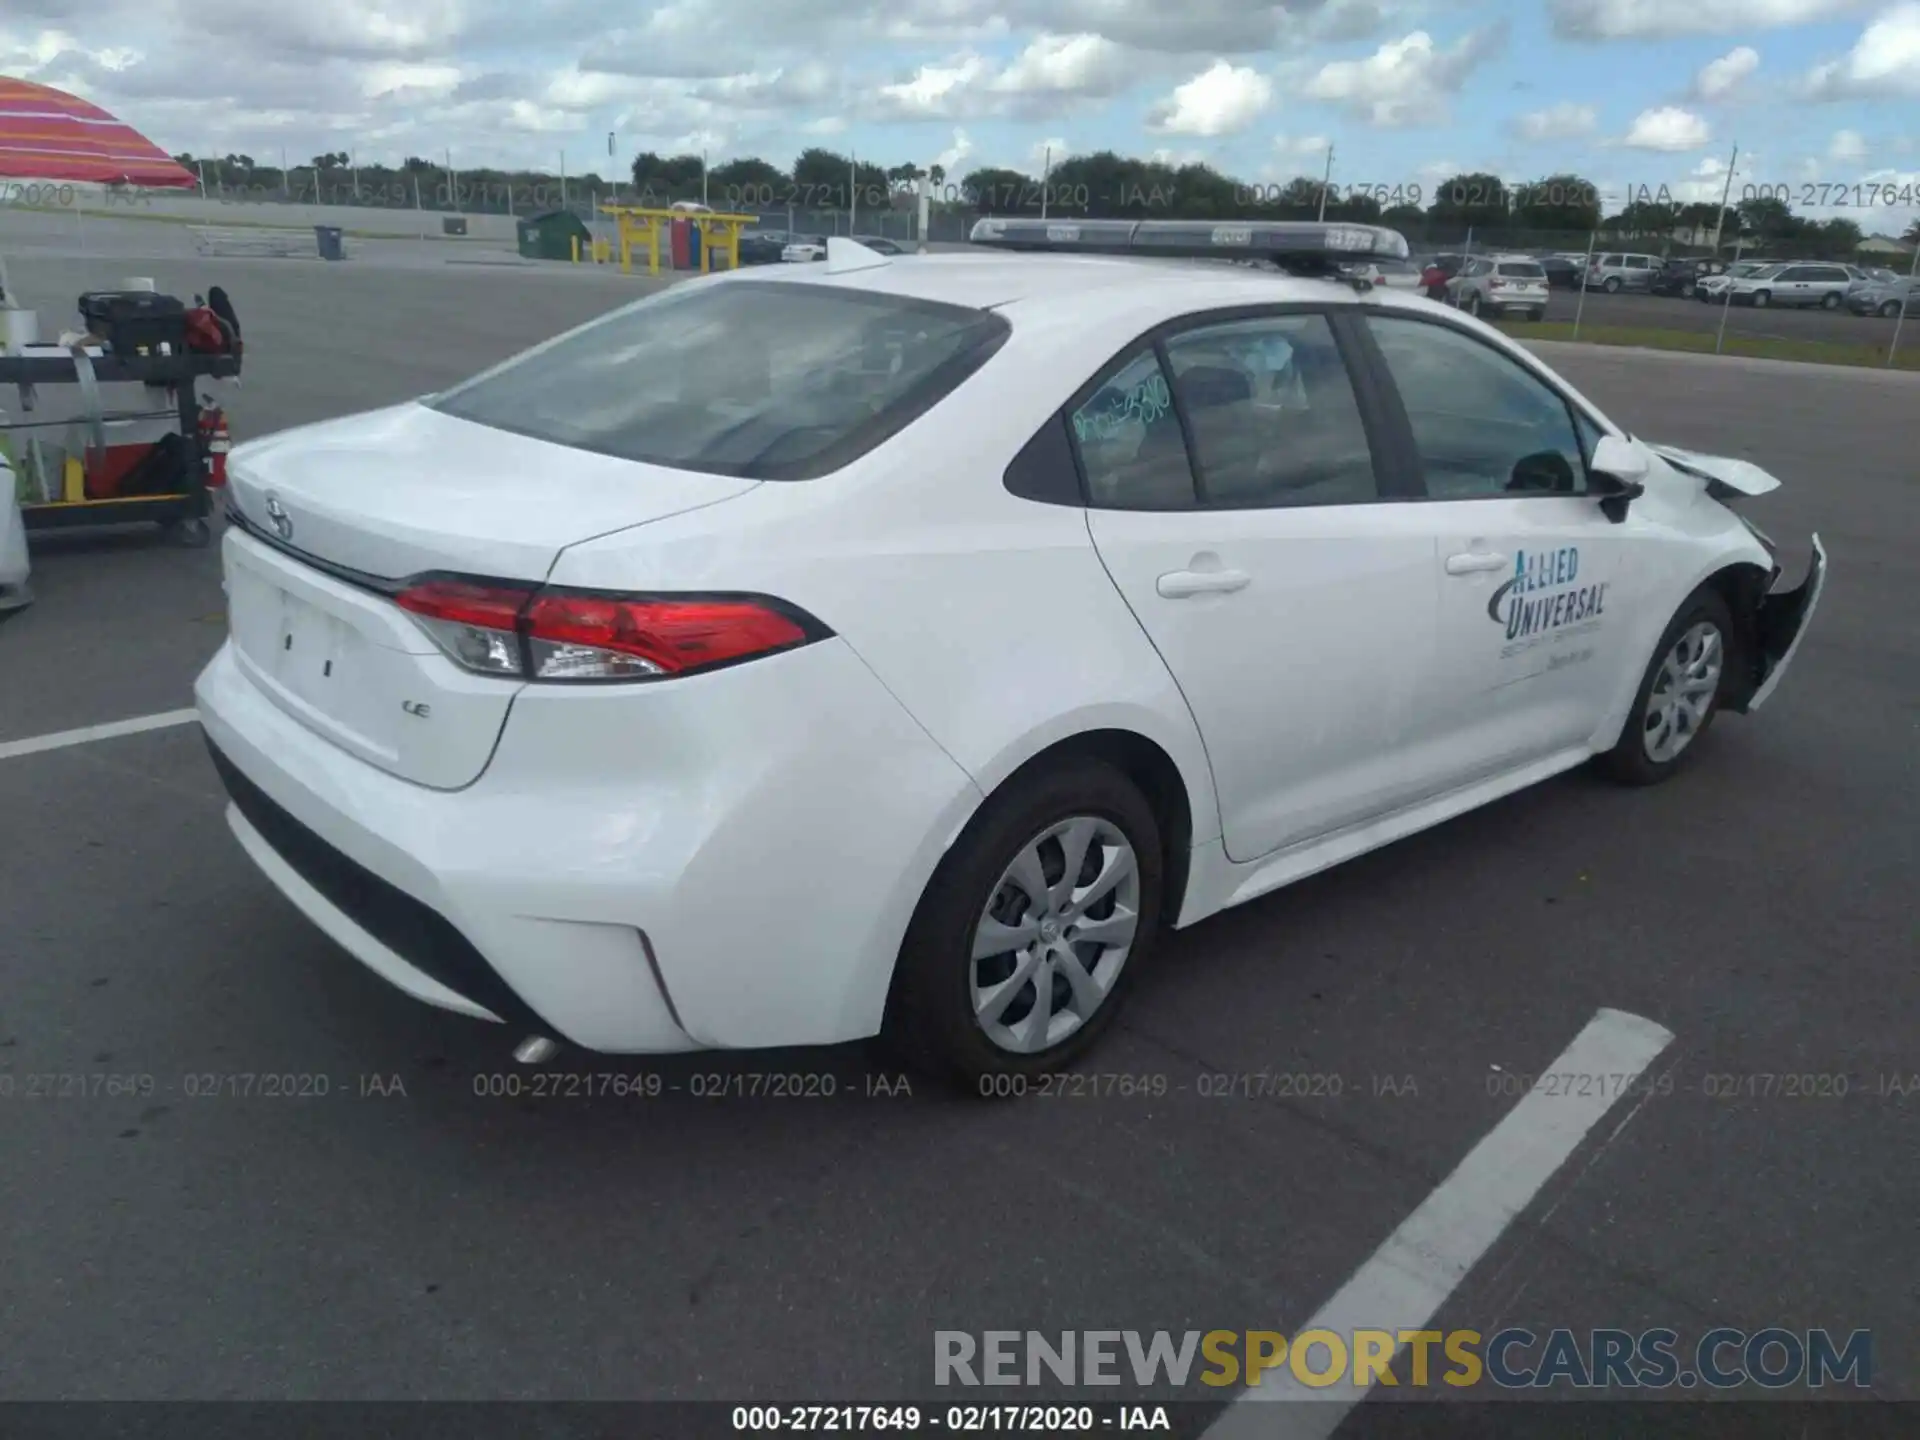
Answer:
xmin=517 ymin=209 xmax=594 ymax=261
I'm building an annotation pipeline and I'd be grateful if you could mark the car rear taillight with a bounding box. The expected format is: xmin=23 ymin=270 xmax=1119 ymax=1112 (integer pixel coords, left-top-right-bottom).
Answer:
xmin=394 ymin=579 xmax=826 ymax=683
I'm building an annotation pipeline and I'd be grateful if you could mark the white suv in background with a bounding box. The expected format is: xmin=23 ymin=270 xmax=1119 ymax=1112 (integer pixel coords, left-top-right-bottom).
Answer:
xmin=1696 ymin=260 xmax=1775 ymax=302
xmin=1445 ymin=256 xmax=1550 ymax=320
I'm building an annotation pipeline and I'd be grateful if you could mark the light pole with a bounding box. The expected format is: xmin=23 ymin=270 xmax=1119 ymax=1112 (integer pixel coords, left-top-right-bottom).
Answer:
xmin=1316 ymin=143 xmax=1335 ymax=222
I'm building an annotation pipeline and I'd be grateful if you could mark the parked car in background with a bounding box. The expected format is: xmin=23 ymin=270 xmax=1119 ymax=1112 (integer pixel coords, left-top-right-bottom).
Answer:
xmin=1724 ymin=261 xmax=1855 ymax=309
xmin=781 ymin=236 xmax=831 ymax=263
xmin=1419 ymin=253 xmax=1468 ymax=299
xmin=1586 ymin=253 xmax=1662 ymax=293
xmin=850 ymin=235 xmax=906 ymax=255
xmin=1650 ymin=257 xmax=1730 ymax=298
xmin=1445 ymin=256 xmax=1550 ymax=319
xmin=1696 ymin=260 xmax=1774 ymax=302
xmin=1538 ymin=255 xmax=1585 ymax=289
xmin=1341 ymin=257 xmax=1424 ymax=290
xmin=1846 ymin=273 xmax=1920 ymax=317
xmin=737 ymin=230 xmax=791 ymax=265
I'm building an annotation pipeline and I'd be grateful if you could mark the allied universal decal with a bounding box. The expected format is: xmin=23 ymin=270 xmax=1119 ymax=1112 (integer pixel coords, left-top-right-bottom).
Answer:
xmin=1489 ymin=547 xmax=1608 ymax=658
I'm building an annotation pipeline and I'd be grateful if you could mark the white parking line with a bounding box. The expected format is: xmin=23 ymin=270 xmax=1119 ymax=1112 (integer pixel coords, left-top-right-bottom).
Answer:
xmin=0 ymin=707 xmax=199 ymax=762
xmin=1203 ymin=1007 xmax=1675 ymax=1440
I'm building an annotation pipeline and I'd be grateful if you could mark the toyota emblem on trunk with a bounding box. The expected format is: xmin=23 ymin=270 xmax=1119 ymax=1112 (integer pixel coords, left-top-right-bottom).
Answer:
xmin=264 ymin=493 xmax=292 ymax=541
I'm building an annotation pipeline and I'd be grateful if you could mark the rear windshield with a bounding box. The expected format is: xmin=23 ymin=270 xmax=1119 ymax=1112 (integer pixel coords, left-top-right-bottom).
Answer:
xmin=1497 ymin=262 xmax=1545 ymax=278
xmin=429 ymin=281 xmax=1010 ymax=480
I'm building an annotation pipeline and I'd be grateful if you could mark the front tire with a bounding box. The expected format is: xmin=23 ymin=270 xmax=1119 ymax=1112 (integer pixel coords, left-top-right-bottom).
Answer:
xmin=1751 ymin=290 xmax=1770 ymax=308
xmin=1596 ymin=590 xmax=1735 ymax=787
xmin=1882 ymin=301 xmax=1902 ymax=318
xmin=883 ymin=760 xmax=1164 ymax=1088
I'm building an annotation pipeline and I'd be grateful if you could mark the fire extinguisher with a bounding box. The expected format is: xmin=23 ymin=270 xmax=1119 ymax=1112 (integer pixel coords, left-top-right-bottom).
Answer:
xmin=198 ymin=404 xmax=231 ymax=489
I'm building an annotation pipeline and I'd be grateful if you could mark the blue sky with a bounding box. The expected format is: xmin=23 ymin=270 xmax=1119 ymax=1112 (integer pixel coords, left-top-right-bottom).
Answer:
xmin=4 ymin=0 xmax=1918 ymax=233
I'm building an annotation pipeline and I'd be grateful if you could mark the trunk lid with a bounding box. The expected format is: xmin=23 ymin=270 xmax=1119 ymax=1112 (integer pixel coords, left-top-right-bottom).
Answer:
xmin=225 ymin=402 xmax=760 ymax=583
xmin=220 ymin=403 xmax=760 ymax=790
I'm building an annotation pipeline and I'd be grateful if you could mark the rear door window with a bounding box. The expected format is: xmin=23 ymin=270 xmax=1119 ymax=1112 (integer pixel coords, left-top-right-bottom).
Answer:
xmin=1496 ymin=263 xmax=1545 ymax=279
xmin=1161 ymin=313 xmax=1380 ymax=509
xmin=429 ymin=281 xmax=1009 ymax=480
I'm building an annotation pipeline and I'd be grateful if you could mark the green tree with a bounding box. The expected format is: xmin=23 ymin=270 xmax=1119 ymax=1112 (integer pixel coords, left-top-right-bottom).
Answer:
xmin=1818 ymin=216 xmax=1862 ymax=253
xmin=1735 ymin=194 xmax=1794 ymax=240
xmin=960 ymin=165 xmax=1035 ymax=212
xmin=792 ymin=147 xmax=855 ymax=207
xmin=710 ymin=156 xmax=787 ymax=208
xmin=1511 ymin=173 xmax=1601 ymax=235
xmin=1426 ymin=171 xmax=1510 ymax=235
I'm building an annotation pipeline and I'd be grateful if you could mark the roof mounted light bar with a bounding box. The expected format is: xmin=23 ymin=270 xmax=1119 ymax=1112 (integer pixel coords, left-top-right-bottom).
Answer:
xmin=968 ymin=217 xmax=1411 ymax=268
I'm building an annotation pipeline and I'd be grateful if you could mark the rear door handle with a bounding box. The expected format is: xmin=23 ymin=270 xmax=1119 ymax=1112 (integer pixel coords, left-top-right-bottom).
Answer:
xmin=1157 ymin=569 xmax=1250 ymax=598
xmin=1445 ymin=551 xmax=1509 ymax=575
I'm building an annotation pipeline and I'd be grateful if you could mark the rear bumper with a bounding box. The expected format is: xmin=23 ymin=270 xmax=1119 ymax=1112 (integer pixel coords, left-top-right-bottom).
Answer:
xmin=195 ymin=636 xmax=980 ymax=1052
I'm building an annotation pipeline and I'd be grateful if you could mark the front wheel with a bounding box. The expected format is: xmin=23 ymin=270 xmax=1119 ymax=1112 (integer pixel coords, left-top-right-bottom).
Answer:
xmin=1882 ymin=300 xmax=1903 ymax=318
xmin=1751 ymin=290 xmax=1770 ymax=308
xmin=1467 ymin=293 xmax=1483 ymax=316
xmin=883 ymin=760 xmax=1164 ymax=1088
xmin=1596 ymin=590 xmax=1735 ymax=787
xmin=1528 ymin=308 xmax=1546 ymax=321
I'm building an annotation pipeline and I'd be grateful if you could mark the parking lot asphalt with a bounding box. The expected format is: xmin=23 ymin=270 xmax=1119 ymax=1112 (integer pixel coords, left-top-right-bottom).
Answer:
xmin=2 ymin=235 xmax=1916 ymax=1411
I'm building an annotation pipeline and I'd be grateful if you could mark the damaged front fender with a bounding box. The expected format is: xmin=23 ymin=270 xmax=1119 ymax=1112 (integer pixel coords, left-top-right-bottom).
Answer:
xmin=1728 ymin=534 xmax=1827 ymax=714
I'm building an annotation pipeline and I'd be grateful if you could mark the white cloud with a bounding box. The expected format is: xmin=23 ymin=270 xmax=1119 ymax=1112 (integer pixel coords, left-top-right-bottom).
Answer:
xmin=1514 ymin=102 xmax=1598 ymax=139
xmin=802 ymin=116 xmax=848 ymax=136
xmin=1692 ymin=45 xmax=1760 ymax=98
xmin=874 ymin=53 xmax=997 ymax=116
xmin=1273 ymin=133 xmax=1333 ymax=156
xmin=934 ymin=127 xmax=974 ymax=176
xmin=1301 ymin=25 xmax=1508 ymax=126
xmin=1552 ymin=0 xmax=1869 ymax=40
xmin=1621 ymin=106 xmax=1713 ymax=150
xmin=1801 ymin=2 xmax=1920 ymax=98
xmin=1144 ymin=61 xmax=1273 ymax=135
xmin=1029 ymin=135 xmax=1070 ymax=172
xmin=1146 ymin=146 xmax=1211 ymax=167
xmin=1829 ymin=128 xmax=1869 ymax=161
xmin=993 ymin=33 xmax=1131 ymax=97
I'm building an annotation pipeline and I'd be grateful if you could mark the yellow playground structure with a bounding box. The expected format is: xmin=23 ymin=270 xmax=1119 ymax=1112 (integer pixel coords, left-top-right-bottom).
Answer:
xmin=589 ymin=205 xmax=758 ymax=276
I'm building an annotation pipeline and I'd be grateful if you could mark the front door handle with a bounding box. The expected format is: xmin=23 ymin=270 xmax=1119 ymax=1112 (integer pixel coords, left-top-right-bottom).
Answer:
xmin=1157 ymin=569 xmax=1250 ymax=598
xmin=1445 ymin=551 xmax=1509 ymax=575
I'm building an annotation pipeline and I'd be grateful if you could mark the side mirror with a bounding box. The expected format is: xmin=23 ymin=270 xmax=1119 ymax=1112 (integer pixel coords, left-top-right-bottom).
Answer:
xmin=1588 ymin=435 xmax=1648 ymax=523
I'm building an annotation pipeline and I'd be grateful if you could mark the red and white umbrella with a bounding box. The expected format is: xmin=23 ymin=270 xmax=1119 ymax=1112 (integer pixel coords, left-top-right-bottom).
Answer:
xmin=0 ymin=77 xmax=196 ymax=189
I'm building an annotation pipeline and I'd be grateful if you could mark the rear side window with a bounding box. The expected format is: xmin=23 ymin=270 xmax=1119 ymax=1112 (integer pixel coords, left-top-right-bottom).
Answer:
xmin=1497 ymin=263 xmax=1544 ymax=278
xmin=429 ymin=281 xmax=1010 ymax=480
xmin=1070 ymin=350 xmax=1197 ymax=509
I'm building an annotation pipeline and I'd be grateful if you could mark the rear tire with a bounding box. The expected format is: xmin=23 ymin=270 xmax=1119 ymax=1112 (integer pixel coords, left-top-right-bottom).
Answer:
xmin=882 ymin=760 xmax=1164 ymax=1091
xmin=1603 ymin=277 xmax=1622 ymax=293
xmin=1596 ymin=589 xmax=1736 ymax=787
xmin=1882 ymin=301 xmax=1902 ymax=318
xmin=1528 ymin=308 xmax=1545 ymax=322
xmin=1821 ymin=292 xmax=1841 ymax=310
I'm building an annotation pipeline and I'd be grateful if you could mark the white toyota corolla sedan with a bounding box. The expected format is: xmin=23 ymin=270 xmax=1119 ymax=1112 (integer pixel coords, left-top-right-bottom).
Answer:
xmin=195 ymin=220 xmax=1825 ymax=1085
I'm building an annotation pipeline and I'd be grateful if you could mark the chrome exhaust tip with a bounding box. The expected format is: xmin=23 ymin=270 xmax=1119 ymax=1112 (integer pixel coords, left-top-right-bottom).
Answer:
xmin=513 ymin=1035 xmax=559 ymax=1065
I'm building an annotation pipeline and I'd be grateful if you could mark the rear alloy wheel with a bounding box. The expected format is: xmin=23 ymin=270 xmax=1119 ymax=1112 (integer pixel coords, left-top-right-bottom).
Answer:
xmin=1604 ymin=276 xmax=1622 ymax=293
xmin=1681 ymin=282 xmax=1696 ymax=297
xmin=1597 ymin=590 xmax=1734 ymax=786
xmin=884 ymin=761 xmax=1163 ymax=1088
xmin=1528 ymin=308 xmax=1546 ymax=321
xmin=1751 ymin=290 xmax=1771 ymax=308
xmin=1882 ymin=301 xmax=1903 ymax=318
xmin=1821 ymin=292 xmax=1842 ymax=310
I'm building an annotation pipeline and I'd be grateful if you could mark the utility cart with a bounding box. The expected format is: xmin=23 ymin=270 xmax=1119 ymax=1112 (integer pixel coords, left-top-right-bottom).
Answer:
xmin=2 ymin=286 xmax=242 ymax=550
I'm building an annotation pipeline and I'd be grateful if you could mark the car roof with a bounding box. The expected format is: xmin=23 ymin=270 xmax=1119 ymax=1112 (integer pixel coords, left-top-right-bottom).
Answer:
xmin=704 ymin=250 xmax=1372 ymax=321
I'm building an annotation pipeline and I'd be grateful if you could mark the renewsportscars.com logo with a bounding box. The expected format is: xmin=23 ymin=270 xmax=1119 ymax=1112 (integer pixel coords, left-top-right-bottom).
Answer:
xmin=934 ymin=1328 xmax=1872 ymax=1391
